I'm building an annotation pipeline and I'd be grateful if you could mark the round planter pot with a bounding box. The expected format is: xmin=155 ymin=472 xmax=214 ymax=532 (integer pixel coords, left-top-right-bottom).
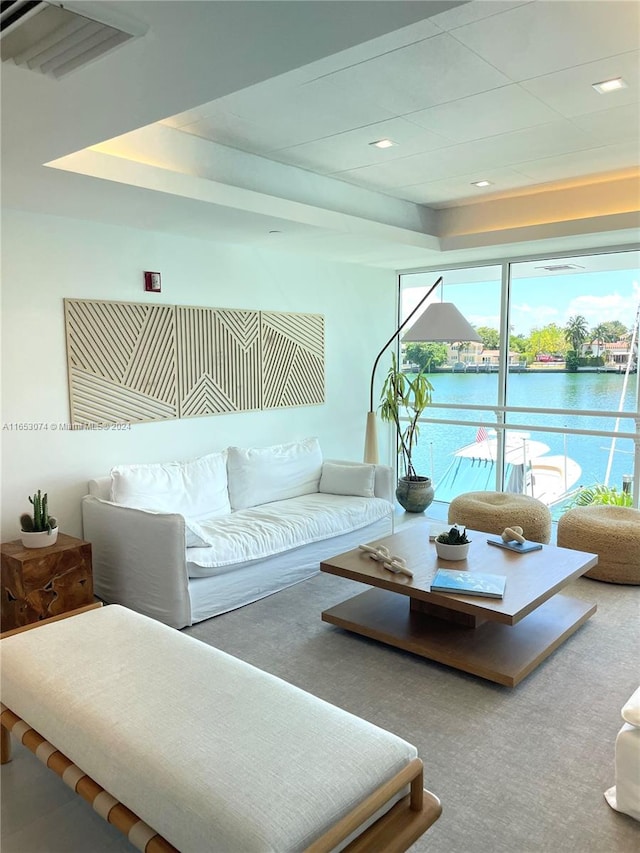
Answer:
xmin=20 ymin=527 xmax=59 ymax=549
xmin=396 ymin=476 xmax=435 ymax=513
xmin=435 ymin=540 xmax=470 ymax=561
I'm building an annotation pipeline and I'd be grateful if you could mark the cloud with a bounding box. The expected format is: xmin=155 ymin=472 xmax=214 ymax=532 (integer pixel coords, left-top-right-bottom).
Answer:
xmin=511 ymin=303 xmax=558 ymax=334
xmin=565 ymin=285 xmax=640 ymax=326
xmin=469 ymin=314 xmax=500 ymax=329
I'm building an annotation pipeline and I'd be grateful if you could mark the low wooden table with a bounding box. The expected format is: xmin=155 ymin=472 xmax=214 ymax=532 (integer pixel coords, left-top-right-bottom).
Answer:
xmin=1 ymin=534 xmax=93 ymax=631
xmin=321 ymin=527 xmax=598 ymax=687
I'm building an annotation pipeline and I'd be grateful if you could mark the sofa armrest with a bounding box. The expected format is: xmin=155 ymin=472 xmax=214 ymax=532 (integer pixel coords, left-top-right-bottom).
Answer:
xmin=88 ymin=477 xmax=112 ymax=500
xmin=81 ymin=496 xmax=192 ymax=629
xmin=323 ymin=459 xmax=394 ymax=504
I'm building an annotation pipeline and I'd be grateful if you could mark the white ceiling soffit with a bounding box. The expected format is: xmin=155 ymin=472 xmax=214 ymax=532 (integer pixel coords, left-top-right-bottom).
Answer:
xmin=5 ymin=0 xmax=640 ymax=269
xmin=0 ymin=0 xmax=146 ymax=78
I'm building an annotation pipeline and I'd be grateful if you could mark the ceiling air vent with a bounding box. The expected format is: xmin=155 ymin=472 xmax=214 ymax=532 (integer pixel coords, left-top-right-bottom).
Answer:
xmin=0 ymin=1 xmax=145 ymax=79
xmin=534 ymin=264 xmax=585 ymax=272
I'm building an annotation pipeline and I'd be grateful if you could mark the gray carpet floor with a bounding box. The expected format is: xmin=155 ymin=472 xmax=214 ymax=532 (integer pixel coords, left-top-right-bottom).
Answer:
xmin=185 ymin=570 xmax=640 ymax=853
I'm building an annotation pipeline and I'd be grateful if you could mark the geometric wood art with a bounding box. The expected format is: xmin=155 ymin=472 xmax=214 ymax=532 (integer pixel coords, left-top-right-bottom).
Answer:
xmin=261 ymin=311 xmax=325 ymax=409
xmin=64 ymin=299 xmax=177 ymax=424
xmin=176 ymin=307 xmax=261 ymax=417
xmin=64 ymin=299 xmax=324 ymax=425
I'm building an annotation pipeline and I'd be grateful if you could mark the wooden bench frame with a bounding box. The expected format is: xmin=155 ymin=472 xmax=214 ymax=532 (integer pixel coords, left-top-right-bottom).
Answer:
xmin=1 ymin=606 xmax=441 ymax=852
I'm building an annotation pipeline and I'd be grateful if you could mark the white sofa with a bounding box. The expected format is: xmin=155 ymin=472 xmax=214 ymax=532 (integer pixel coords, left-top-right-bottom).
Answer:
xmin=82 ymin=438 xmax=393 ymax=629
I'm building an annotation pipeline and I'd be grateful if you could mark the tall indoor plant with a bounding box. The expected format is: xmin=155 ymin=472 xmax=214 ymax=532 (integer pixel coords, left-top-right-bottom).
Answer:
xmin=379 ymin=353 xmax=435 ymax=512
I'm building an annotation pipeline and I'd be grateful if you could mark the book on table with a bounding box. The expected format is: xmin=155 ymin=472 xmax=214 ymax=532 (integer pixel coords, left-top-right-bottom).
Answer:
xmin=430 ymin=569 xmax=506 ymax=599
xmin=487 ymin=538 xmax=543 ymax=554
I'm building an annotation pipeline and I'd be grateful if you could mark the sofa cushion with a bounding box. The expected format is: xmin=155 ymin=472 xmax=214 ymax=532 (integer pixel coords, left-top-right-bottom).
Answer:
xmin=227 ymin=438 xmax=323 ymax=510
xmin=319 ymin=462 xmax=375 ymax=498
xmin=110 ymin=451 xmax=230 ymax=520
xmin=187 ymin=492 xmax=393 ymax=576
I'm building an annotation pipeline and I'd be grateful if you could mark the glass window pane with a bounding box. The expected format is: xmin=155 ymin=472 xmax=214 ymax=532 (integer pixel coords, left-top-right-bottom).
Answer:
xmin=396 ymin=250 xmax=639 ymax=515
xmin=399 ymin=266 xmax=503 ymax=496
xmin=508 ymin=250 xmax=639 ymax=513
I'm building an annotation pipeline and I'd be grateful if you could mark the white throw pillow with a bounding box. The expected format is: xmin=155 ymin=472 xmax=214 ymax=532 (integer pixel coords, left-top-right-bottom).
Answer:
xmin=227 ymin=438 xmax=323 ymax=509
xmin=319 ymin=462 xmax=376 ymax=498
xmin=110 ymin=451 xmax=230 ymax=520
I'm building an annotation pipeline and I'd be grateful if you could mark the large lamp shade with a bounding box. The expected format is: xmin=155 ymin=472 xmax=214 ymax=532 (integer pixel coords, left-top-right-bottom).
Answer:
xmin=402 ymin=302 xmax=481 ymax=343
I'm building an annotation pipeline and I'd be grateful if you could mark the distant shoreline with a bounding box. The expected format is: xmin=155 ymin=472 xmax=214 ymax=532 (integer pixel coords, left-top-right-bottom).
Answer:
xmin=421 ymin=365 xmax=634 ymax=375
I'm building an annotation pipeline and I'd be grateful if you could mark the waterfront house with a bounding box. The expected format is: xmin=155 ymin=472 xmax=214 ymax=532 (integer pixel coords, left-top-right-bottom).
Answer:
xmin=601 ymin=339 xmax=637 ymax=370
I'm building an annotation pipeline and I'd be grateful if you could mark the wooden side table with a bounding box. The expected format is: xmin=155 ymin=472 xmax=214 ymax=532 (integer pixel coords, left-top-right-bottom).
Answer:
xmin=1 ymin=533 xmax=93 ymax=631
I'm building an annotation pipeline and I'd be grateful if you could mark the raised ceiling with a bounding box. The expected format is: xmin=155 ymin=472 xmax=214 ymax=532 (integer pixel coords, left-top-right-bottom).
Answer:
xmin=3 ymin=0 xmax=639 ymax=269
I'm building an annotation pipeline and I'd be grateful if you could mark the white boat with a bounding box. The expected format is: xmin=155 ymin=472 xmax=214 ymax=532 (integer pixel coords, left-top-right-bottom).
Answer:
xmin=435 ymin=431 xmax=582 ymax=507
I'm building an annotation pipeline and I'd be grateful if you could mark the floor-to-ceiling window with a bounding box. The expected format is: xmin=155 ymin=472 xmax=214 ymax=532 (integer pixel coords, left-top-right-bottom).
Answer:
xmin=397 ymin=248 xmax=640 ymax=516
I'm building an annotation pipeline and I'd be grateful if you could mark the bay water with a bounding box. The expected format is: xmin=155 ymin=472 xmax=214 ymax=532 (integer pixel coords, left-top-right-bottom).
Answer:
xmin=407 ymin=370 xmax=638 ymax=500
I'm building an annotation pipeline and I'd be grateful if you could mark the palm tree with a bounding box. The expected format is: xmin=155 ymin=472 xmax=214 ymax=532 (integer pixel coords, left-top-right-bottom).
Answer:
xmin=591 ymin=323 xmax=608 ymax=358
xmin=564 ymin=315 xmax=589 ymax=354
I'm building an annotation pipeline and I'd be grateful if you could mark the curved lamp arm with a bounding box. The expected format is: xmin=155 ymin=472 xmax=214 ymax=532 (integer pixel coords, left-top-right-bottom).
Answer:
xmin=368 ymin=277 xmax=443 ymax=413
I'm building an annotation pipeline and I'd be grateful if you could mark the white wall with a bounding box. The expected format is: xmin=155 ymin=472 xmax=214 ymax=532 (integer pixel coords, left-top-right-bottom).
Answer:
xmin=1 ymin=209 xmax=395 ymax=540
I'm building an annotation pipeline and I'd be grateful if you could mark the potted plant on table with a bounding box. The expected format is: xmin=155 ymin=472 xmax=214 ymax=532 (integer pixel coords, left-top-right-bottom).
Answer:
xmin=379 ymin=352 xmax=435 ymax=513
xmin=20 ymin=490 xmax=59 ymax=548
xmin=435 ymin=526 xmax=471 ymax=560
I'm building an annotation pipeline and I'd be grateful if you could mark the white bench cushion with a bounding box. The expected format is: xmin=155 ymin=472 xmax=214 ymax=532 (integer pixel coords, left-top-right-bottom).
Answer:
xmin=1 ymin=605 xmax=416 ymax=852
xmin=188 ymin=493 xmax=392 ymax=575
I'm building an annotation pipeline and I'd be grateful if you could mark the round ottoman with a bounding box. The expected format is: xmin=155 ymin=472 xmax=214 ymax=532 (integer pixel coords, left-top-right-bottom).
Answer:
xmin=557 ymin=506 xmax=640 ymax=584
xmin=448 ymin=491 xmax=552 ymax=543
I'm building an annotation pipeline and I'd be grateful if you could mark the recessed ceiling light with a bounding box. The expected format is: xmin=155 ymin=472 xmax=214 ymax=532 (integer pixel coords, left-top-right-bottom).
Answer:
xmin=369 ymin=139 xmax=397 ymax=149
xmin=471 ymin=180 xmax=492 ymax=188
xmin=592 ymin=77 xmax=627 ymax=94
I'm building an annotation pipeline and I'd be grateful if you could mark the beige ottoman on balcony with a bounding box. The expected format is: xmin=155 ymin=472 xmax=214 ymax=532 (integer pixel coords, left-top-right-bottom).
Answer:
xmin=557 ymin=505 xmax=640 ymax=584
xmin=448 ymin=491 xmax=552 ymax=544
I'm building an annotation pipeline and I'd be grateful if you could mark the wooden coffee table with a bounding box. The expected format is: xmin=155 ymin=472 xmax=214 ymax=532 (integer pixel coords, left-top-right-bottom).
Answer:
xmin=321 ymin=526 xmax=598 ymax=687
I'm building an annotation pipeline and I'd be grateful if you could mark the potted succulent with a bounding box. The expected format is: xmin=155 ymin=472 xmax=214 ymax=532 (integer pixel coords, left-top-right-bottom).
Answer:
xmin=379 ymin=352 xmax=435 ymax=512
xmin=20 ymin=490 xmax=59 ymax=549
xmin=435 ymin=526 xmax=471 ymax=560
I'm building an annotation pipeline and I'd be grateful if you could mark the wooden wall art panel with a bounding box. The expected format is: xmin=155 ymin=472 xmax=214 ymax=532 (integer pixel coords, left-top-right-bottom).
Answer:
xmin=64 ymin=299 xmax=177 ymax=424
xmin=261 ymin=311 xmax=325 ymax=409
xmin=176 ymin=307 xmax=261 ymax=417
xmin=65 ymin=300 xmax=324 ymax=425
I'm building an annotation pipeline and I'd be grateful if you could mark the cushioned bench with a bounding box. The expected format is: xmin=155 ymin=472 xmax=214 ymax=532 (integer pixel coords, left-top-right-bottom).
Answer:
xmin=1 ymin=605 xmax=441 ymax=852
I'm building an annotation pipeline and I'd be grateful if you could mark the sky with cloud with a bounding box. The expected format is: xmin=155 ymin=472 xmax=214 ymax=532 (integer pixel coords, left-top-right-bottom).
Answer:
xmin=403 ymin=269 xmax=640 ymax=338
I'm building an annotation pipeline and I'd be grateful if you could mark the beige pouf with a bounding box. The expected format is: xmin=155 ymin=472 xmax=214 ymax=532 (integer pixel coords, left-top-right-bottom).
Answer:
xmin=448 ymin=491 xmax=552 ymax=544
xmin=557 ymin=505 xmax=640 ymax=584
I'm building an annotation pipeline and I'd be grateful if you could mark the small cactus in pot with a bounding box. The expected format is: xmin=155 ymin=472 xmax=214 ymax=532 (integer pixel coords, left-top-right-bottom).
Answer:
xmin=20 ymin=490 xmax=59 ymax=548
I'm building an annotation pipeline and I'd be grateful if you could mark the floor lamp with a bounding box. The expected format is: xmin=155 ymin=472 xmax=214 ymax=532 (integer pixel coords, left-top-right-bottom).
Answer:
xmin=364 ymin=277 xmax=481 ymax=464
